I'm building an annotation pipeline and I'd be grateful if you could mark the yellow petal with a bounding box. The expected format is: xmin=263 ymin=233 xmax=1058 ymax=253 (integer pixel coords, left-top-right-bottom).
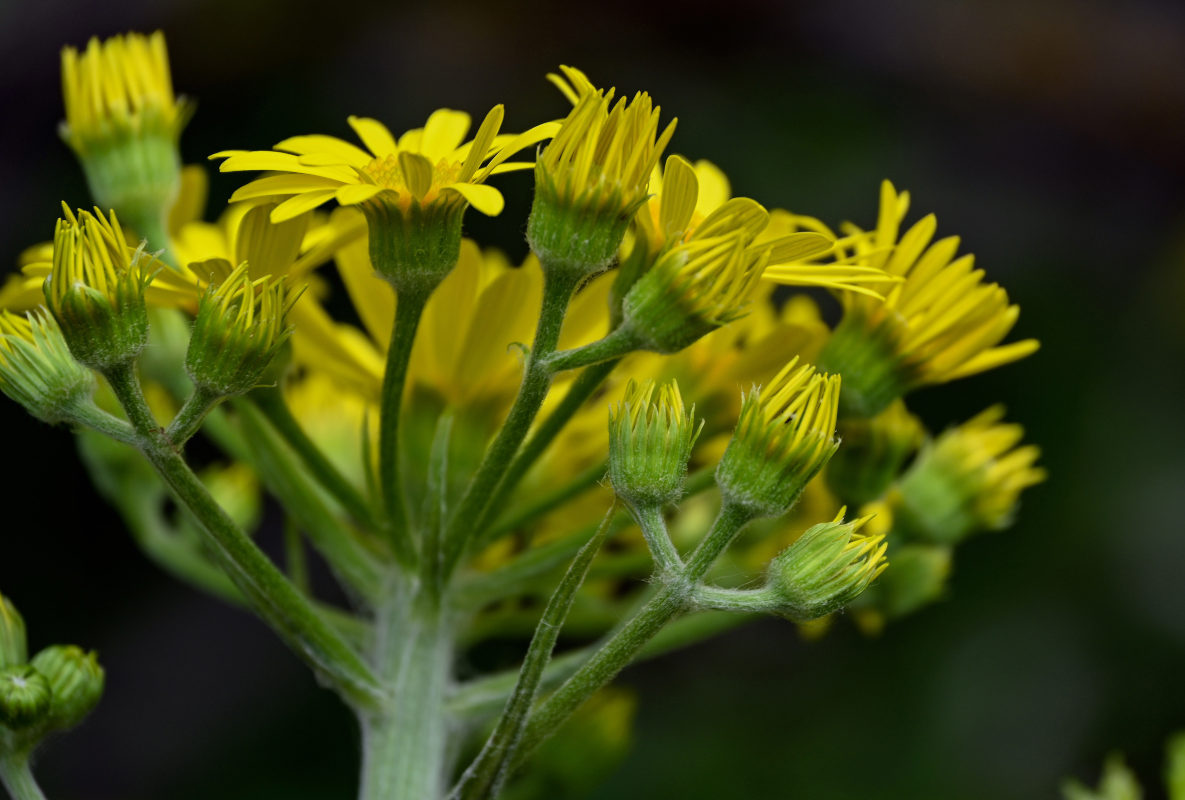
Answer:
xmin=442 ymin=182 xmax=504 ymax=216
xmin=658 ymin=154 xmax=698 ymax=240
xmin=270 ymin=190 xmax=338 ymax=222
xmin=336 ymin=183 xmax=384 ymax=205
xmin=348 ymin=116 xmax=398 ymax=157
xmin=275 ymin=134 xmax=372 ymax=166
xmin=420 ymin=109 xmax=472 ymax=162
xmin=399 ymin=152 xmax=434 ymax=198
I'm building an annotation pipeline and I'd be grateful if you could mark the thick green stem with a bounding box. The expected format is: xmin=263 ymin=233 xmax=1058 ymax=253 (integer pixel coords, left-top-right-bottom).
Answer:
xmin=516 ymin=500 xmax=755 ymax=759
xmin=455 ymin=507 xmax=612 ymax=800
xmin=441 ymin=269 xmax=579 ymax=575
xmin=379 ymin=288 xmax=428 ymax=565
xmin=473 ymin=358 xmax=620 ymax=536
xmin=104 ymin=361 xmax=385 ymax=709
xmin=69 ymin=401 xmax=138 ymax=445
xmin=251 ymin=387 xmax=380 ymax=531
xmin=0 ymin=754 xmax=46 ymax=800
xmin=165 ymin=386 xmax=221 ymax=446
xmin=360 ymin=592 xmax=453 ymax=800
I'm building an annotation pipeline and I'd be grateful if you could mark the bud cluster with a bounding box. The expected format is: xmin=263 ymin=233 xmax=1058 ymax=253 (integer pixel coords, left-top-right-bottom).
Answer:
xmin=608 ymin=379 xmax=702 ymax=509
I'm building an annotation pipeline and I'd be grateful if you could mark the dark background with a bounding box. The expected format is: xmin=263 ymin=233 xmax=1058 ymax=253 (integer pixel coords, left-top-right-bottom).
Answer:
xmin=2 ymin=0 xmax=1184 ymax=797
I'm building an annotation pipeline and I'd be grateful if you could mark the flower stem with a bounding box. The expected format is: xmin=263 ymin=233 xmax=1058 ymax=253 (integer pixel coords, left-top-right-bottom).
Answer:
xmin=379 ymin=287 xmax=428 ymax=566
xmin=441 ymin=268 xmax=580 ymax=576
xmin=104 ymin=360 xmax=386 ymax=709
xmin=454 ymin=506 xmax=613 ymax=800
xmin=164 ymin=386 xmax=221 ymax=446
xmin=515 ymin=500 xmax=754 ymax=760
xmin=0 ymin=753 xmax=46 ymax=800
xmin=473 ymin=358 xmax=620 ymax=536
xmin=631 ymin=503 xmax=683 ymax=573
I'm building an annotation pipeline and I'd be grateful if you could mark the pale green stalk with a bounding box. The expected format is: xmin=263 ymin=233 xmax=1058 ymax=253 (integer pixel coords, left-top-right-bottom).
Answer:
xmin=0 ymin=753 xmax=46 ymax=800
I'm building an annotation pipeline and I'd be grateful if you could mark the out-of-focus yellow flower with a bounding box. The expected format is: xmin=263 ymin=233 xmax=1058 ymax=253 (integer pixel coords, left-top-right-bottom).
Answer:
xmin=812 ymin=180 xmax=1039 ymax=417
xmin=892 ymin=405 xmax=1045 ymax=543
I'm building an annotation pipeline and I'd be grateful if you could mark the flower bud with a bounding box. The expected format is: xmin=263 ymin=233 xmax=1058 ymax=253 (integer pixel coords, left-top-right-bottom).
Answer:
xmin=528 ymin=66 xmax=675 ymax=282
xmin=43 ymin=206 xmax=156 ymax=371
xmin=716 ymin=358 xmax=841 ymax=518
xmin=186 ymin=263 xmax=294 ymax=397
xmin=0 ymin=666 xmax=51 ymax=729
xmin=29 ymin=645 xmax=105 ymax=731
xmin=621 ymin=226 xmax=765 ymax=354
xmin=608 ymin=379 xmax=702 ymax=508
xmin=825 ymin=400 xmax=923 ymax=505
xmin=0 ymin=594 xmax=26 ymax=669
xmin=765 ymin=512 xmax=888 ymax=621
xmin=60 ymin=32 xmax=190 ymax=238
xmin=0 ymin=310 xmax=95 ymax=425
xmin=893 ymin=406 xmax=1045 ymax=544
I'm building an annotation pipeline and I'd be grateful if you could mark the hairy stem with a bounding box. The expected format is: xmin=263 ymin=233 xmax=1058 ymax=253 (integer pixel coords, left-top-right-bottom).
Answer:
xmin=104 ymin=361 xmax=385 ymax=709
xmin=441 ymin=269 xmax=579 ymax=576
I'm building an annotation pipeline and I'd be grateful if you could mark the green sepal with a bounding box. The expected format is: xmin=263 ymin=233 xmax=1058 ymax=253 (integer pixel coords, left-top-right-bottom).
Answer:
xmin=0 ymin=595 xmax=26 ymax=670
xmin=816 ymin=311 xmax=916 ymax=419
xmin=361 ymin=196 xmax=466 ymax=296
xmin=527 ymin=164 xmax=637 ymax=284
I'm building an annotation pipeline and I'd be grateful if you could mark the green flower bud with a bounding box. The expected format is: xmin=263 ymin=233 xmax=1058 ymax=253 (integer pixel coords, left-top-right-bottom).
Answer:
xmin=825 ymin=400 xmax=924 ymax=506
xmin=893 ymin=406 xmax=1045 ymax=544
xmin=60 ymin=32 xmax=191 ymax=238
xmin=43 ymin=206 xmax=156 ymax=372
xmin=29 ymin=646 xmax=104 ymax=731
xmin=0 ymin=594 xmax=26 ymax=669
xmin=0 ymin=310 xmax=96 ymax=425
xmin=608 ymin=379 xmax=702 ymax=508
xmin=528 ymin=66 xmax=675 ymax=283
xmin=186 ymin=263 xmax=295 ymax=398
xmin=0 ymin=666 xmax=51 ymax=729
xmin=716 ymin=358 xmax=841 ymax=518
xmin=765 ymin=512 xmax=888 ymax=621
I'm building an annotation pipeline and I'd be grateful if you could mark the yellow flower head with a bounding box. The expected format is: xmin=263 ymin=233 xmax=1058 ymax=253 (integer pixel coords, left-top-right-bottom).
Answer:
xmin=215 ymin=108 xmax=557 ymax=222
xmin=717 ymin=357 xmax=842 ymax=517
xmin=44 ymin=206 xmax=157 ymax=369
xmin=608 ymin=378 xmax=702 ymax=507
xmin=539 ymin=66 xmax=676 ymax=215
xmin=817 ymin=180 xmax=1039 ymax=416
xmin=60 ymin=31 xmax=191 ymax=153
xmin=629 ymin=156 xmax=892 ymax=301
xmin=767 ymin=508 xmax=889 ymax=621
xmin=0 ymin=310 xmax=94 ymax=424
xmin=621 ymin=221 xmax=767 ymax=354
xmin=186 ymin=262 xmax=296 ymax=397
xmin=894 ymin=405 xmax=1045 ymax=542
xmin=59 ymin=32 xmax=191 ymax=238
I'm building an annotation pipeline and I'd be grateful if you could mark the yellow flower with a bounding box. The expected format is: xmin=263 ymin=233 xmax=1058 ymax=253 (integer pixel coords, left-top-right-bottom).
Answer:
xmin=61 ymin=32 xmax=190 ymax=151
xmin=635 ymin=155 xmax=894 ymax=296
xmin=813 ymin=180 xmax=1039 ymax=416
xmin=44 ymin=206 xmax=157 ymax=369
xmin=60 ymin=32 xmax=192 ymax=238
xmin=892 ymin=405 xmax=1045 ymax=542
xmin=716 ymin=357 xmax=841 ymax=517
xmin=214 ymin=109 xmax=557 ymax=222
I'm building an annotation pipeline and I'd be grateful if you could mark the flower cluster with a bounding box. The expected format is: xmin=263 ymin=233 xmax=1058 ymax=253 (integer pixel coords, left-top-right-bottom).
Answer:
xmin=0 ymin=29 xmax=1045 ymax=799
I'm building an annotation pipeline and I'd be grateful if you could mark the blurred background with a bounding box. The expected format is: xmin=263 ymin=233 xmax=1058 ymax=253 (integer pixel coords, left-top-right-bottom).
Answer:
xmin=2 ymin=0 xmax=1184 ymax=797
